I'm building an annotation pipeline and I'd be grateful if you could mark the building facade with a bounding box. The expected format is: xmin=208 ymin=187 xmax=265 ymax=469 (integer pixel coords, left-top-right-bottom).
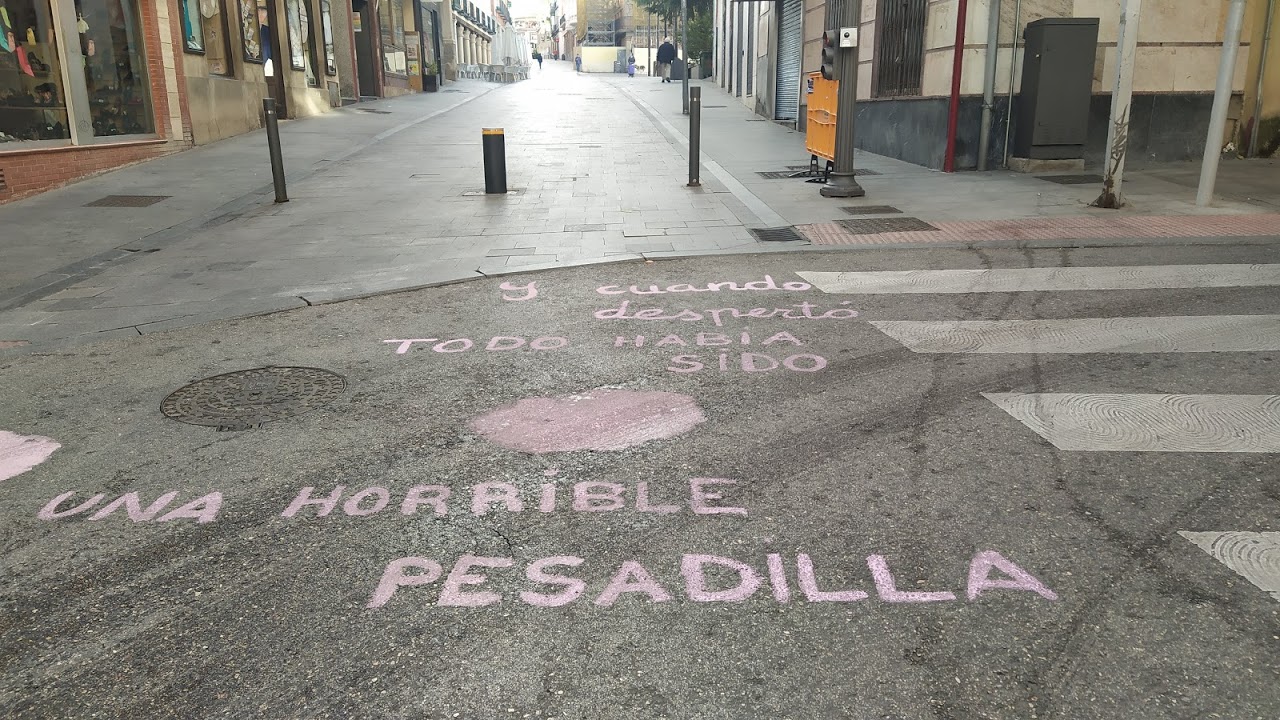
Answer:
xmin=180 ymin=0 xmax=343 ymax=144
xmin=440 ymin=0 xmax=494 ymax=79
xmin=714 ymin=0 xmax=1280 ymax=169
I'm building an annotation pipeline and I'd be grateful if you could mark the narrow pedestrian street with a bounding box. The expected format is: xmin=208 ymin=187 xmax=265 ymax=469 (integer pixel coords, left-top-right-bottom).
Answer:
xmin=2 ymin=59 xmax=1280 ymax=720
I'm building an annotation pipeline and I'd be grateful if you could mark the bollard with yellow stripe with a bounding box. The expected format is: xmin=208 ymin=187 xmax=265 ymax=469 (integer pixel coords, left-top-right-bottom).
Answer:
xmin=482 ymin=128 xmax=507 ymax=194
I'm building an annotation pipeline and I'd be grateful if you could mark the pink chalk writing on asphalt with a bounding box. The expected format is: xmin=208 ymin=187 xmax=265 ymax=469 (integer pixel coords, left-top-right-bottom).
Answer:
xmin=38 ymin=490 xmax=223 ymax=523
xmin=594 ymin=300 xmax=858 ymax=327
xmin=500 ymin=281 xmax=538 ymax=301
xmin=366 ymin=551 xmax=1058 ymax=609
xmin=383 ymin=336 xmax=570 ymax=354
xmin=0 ymin=430 xmax=61 ymax=483
xmin=596 ymin=276 xmax=811 ymax=296
xmin=274 ymin=479 xmax=746 ymax=518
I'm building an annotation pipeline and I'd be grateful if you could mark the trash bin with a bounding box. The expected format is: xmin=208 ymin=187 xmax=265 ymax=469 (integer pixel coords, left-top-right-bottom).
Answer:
xmin=805 ymin=71 xmax=837 ymax=164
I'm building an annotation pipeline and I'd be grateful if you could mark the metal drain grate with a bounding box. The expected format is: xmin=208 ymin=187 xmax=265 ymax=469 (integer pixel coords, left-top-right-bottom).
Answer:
xmin=579 ymin=144 xmax=602 ymax=148
xmin=359 ymin=108 xmax=392 ymax=114
xmin=161 ymin=366 xmax=346 ymax=431
xmin=749 ymin=227 xmax=806 ymax=243
xmin=841 ymin=205 xmax=903 ymax=215
xmin=756 ymin=171 xmax=806 ymax=179
xmin=703 ymin=105 xmax=727 ymax=108
xmin=836 ymin=217 xmax=939 ymax=234
xmin=84 ymin=195 xmax=171 ymax=208
xmin=1038 ymin=174 xmax=1102 ymax=185
xmin=443 ymin=89 xmax=470 ymax=93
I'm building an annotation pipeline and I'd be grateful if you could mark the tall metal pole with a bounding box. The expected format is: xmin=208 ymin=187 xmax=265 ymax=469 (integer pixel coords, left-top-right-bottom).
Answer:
xmin=648 ymin=12 xmax=653 ymax=76
xmin=1094 ymin=0 xmax=1141 ymax=209
xmin=1249 ymin=0 xmax=1276 ymax=156
xmin=1197 ymin=0 xmax=1248 ymax=207
xmin=977 ymin=0 xmax=1001 ymax=171
xmin=820 ymin=0 xmax=865 ymax=198
xmin=681 ymin=0 xmax=690 ymax=114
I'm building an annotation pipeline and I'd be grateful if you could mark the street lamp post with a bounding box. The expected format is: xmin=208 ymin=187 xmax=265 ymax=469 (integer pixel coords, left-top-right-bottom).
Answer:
xmin=681 ymin=0 xmax=689 ymax=114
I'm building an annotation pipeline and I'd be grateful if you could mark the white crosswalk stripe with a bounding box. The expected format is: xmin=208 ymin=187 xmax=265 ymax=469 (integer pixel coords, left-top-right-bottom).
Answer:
xmin=1180 ymin=532 xmax=1280 ymax=602
xmin=983 ymin=393 xmax=1280 ymax=452
xmin=798 ymin=264 xmax=1280 ymax=295
xmin=870 ymin=315 xmax=1280 ymax=353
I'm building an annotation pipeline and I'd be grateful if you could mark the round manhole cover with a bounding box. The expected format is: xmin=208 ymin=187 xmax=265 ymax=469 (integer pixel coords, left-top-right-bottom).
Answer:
xmin=161 ymin=367 xmax=346 ymax=431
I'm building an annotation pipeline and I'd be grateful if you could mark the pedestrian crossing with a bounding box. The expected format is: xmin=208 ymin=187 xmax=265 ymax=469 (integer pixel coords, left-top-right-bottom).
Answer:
xmin=797 ymin=264 xmax=1280 ymax=295
xmin=798 ymin=262 xmax=1280 ymax=454
xmin=870 ymin=315 xmax=1280 ymax=354
xmin=982 ymin=393 xmax=1280 ymax=453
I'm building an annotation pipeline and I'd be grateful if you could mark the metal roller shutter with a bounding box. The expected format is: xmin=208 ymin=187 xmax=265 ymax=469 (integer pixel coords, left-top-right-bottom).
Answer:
xmin=774 ymin=0 xmax=802 ymax=121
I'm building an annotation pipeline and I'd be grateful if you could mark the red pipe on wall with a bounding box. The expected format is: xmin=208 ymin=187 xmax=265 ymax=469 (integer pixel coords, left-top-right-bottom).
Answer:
xmin=943 ymin=0 xmax=970 ymax=173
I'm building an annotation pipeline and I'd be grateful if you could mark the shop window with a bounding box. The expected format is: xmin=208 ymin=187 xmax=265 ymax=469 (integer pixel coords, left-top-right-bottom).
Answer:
xmin=179 ymin=0 xmax=235 ymax=76
xmin=320 ymin=0 xmax=335 ymax=75
xmin=0 ymin=0 xmax=70 ymax=145
xmin=74 ymin=0 xmax=154 ymax=137
xmin=379 ymin=0 xmax=405 ymax=75
xmin=285 ymin=0 xmax=320 ymax=86
xmin=238 ymin=0 xmax=263 ymax=63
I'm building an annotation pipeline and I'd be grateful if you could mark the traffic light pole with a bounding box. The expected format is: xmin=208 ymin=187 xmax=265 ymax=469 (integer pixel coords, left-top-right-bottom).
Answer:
xmin=820 ymin=0 xmax=865 ymax=198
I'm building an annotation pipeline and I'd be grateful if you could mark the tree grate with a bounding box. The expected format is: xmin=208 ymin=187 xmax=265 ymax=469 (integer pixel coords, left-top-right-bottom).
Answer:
xmin=84 ymin=195 xmax=171 ymax=207
xmin=841 ymin=205 xmax=903 ymax=215
xmin=161 ymin=366 xmax=347 ymax=431
xmin=756 ymin=171 xmax=807 ymax=179
xmin=836 ymin=217 xmax=939 ymax=234
xmin=1038 ymin=174 xmax=1102 ymax=185
xmin=749 ymin=227 xmax=806 ymax=243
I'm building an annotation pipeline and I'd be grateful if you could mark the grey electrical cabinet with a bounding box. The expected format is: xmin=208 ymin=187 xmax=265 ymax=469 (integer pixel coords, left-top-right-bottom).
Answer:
xmin=1013 ymin=18 xmax=1100 ymax=160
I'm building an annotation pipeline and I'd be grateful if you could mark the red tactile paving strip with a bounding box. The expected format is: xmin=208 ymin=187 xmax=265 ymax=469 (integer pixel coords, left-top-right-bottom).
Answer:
xmin=799 ymin=214 xmax=1280 ymax=245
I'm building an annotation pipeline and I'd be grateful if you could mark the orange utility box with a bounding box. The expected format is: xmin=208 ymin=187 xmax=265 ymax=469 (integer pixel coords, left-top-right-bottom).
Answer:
xmin=805 ymin=71 xmax=838 ymax=164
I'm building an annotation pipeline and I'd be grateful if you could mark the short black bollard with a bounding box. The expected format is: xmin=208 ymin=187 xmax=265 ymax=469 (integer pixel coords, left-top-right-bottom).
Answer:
xmin=482 ymin=128 xmax=507 ymax=194
xmin=687 ymin=87 xmax=701 ymax=187
xmin=263 ymin=98 xmax=288 ymax=203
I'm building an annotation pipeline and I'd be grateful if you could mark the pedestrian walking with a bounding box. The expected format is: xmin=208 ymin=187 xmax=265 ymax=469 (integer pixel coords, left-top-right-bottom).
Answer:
xmin=656 ymin=39 xmax=676 ymax=83
xmin=535 ymin=51 xmax=543 ymax=70
xmin=627 ymin=54 xmax=636 ymax=78
xmin=575 ymin=54 xmax=582 ymax=73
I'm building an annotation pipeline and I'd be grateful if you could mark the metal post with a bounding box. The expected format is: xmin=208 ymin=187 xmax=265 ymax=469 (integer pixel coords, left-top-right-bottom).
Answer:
xmin=681 ymin=0 xmax=689 ymax=114
xmin=1249 ymin=0 xmax=1276 ymax=156
xmin=821 ymin=0 xmax=865 ymax=198
xmin=689 ymin=87 xmax=702 ymax=186
xmin=1095 ymin=0 xmax=1140 ymax=209
xmin=648 ymin=12 xmax=653 ymax=76
xmin=977 ymin=0 xmax=1001 ymax=171
xmin=1197 ymin=0 xmax=1249 ymax=207
xmin=263 ymin=98 xmax=288 ymax=204
xmin=482 ymin=127 xmax=508 ymax=194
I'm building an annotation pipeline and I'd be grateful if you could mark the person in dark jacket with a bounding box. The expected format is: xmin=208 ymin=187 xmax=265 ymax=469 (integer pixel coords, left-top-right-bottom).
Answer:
xmin=656 ymin=39 xmax=676 ymax=83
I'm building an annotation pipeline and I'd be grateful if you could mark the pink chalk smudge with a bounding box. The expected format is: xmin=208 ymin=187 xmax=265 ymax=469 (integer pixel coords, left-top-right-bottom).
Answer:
xmin=0 ymin=430 xmax=61 ymax=483
xmin=469 ymin=389 xmax=707 ymax=454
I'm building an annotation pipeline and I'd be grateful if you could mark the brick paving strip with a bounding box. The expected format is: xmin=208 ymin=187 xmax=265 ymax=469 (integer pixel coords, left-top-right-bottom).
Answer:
xmin=800 ymin=214 xmax=1280 ymax=246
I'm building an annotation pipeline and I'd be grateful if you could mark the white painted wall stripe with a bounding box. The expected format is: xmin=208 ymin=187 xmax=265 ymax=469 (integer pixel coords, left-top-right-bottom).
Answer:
xmin=871 ymin=315 xmax=1280 ymax=353
xmin=798 ymin=264 xmax=1280 ymax=294
xmin=1179 ymin=531 xmax=1280 ymax=602
xmin=983 ymin=393 xmax=1280 ymax=452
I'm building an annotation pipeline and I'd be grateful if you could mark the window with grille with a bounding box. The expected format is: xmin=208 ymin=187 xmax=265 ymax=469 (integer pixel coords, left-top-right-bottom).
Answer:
xmin=874 ymin=0 xmax=927 ymax=97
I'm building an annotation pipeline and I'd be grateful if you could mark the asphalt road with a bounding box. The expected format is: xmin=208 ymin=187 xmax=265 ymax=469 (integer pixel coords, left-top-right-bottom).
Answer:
xmin=2 ymin=243 xmax=1278 ymax=719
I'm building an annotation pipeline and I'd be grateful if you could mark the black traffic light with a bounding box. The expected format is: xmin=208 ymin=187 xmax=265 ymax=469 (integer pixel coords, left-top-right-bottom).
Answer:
xmin=821 ymin=29 xmax=838 ymax=81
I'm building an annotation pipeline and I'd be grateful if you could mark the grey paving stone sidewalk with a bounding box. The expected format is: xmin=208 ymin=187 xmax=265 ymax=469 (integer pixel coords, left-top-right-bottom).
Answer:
xmin=0 ymin=64 xmax=796 ymax=351
xmin=608 ymin=74 xmax=1278 ymax=223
